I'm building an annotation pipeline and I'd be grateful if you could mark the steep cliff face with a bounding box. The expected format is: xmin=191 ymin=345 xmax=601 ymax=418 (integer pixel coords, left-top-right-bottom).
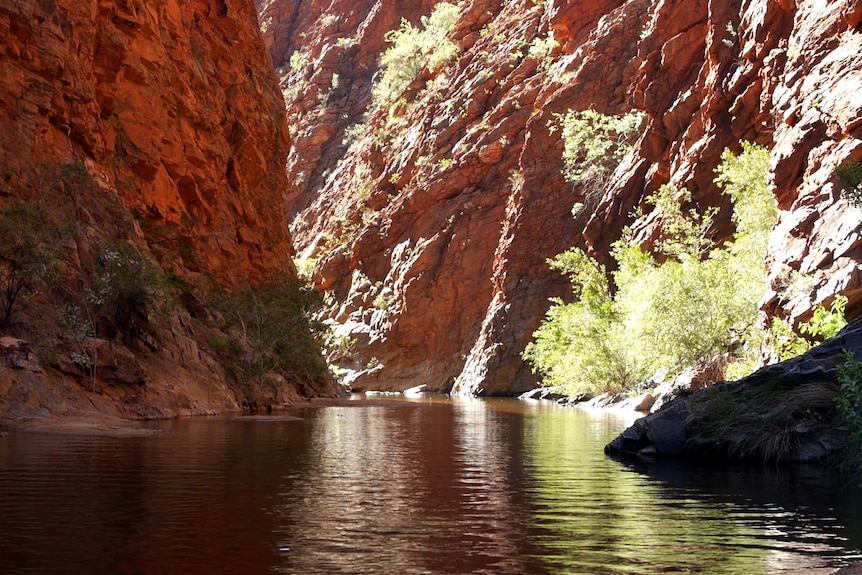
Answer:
xmin=0 ymin=0 xmax=333 ymax=421
xmin=262 ymin=0 xmax=862 ymax=395
xmin=1 ymin=0 xmax=292 ymax=283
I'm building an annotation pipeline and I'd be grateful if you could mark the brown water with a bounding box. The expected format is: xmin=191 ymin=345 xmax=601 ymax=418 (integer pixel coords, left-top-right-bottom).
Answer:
xmin=0 ymin=397 xmax=860 ymax=575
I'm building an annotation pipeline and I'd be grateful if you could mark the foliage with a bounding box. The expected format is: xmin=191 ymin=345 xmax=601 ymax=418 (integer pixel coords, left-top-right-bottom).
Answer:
xmin=289 ymin=50 xmax=309 ymax=73
xmin=323 ymin=328 xmax=356 ymax=362
xmin=524 ymin=143 xmax=776 ymax=395
xmin=646 ymin=185 xmax=718 ymax=258
xmin=0 ymin=200 xmax=61 ymax=328
xmin=88 ymin=243 xmax=166 ymax=341
xmin=212 ymin=275 xmax=330 ymax=392
xmin=836 ymin=351 xmax=862 ymax=467
xmin=527 ymin=34 xmax=557 ymax=64
xmin=371 ymin=3 xmax=460 ymax=110
xmin=766 ymin=296 xmax=848 ymax=362
xmin=57 ymin=304 xmax=95 ymax=375
xmin=767 ymin=317 xmax=812 ymax=363
xmin=714 ymin=141 xmax=775 ymax=241
xmin=800 ymin=295 xmax=847 ymax=341
xmin=522 ymin=250 xmax=645 ymax=394
xmin=836 ymin=160 xmax=862 ymax=207
xmin=553 ymin=109 xmax=646 ymax=186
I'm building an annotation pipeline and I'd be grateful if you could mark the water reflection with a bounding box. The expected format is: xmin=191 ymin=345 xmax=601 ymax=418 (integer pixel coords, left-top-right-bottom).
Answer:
xmin=274 ymin=399 xmax=545 ymax=574
xmin=0 ymin=398 xmax=860 ymax=575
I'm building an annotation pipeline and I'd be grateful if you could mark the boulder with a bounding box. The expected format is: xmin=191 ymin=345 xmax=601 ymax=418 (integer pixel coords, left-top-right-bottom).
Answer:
xmin=606 ymin=317 xmax=862 ymax=464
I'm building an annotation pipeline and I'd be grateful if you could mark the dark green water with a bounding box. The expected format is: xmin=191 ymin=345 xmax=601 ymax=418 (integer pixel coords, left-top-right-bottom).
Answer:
xmin=0 ymin=397 xmax=860 ymax=574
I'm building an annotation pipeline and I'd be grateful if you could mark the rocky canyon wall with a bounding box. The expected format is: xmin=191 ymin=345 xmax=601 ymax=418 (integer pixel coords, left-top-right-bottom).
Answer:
xmin=262 ymin=0 xmax=862 ymax=395
xmin=0 ymin=0 xmax=334 ymax=421
xmin=1 ymin=0 xmax=293 ymax=283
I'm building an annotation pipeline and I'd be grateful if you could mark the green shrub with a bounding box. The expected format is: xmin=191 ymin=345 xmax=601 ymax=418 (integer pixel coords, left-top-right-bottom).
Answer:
xmin=0 ymin=200 xmax=61 ymax=328
xmin=212 ymin=275 xmax=330 ymax=392
xmin=646 ymin=184 xmax=718 ymax=258
xmin=87 ymin=243 xmax=166 ymax=341
xmin=371 ymin=3 xmax=460 ymax=110
xmin=553 ymin=109 xmax=646 ymax=186
xmin=524 ymin=143 xmax=776 ymax=395
xmin=765 ymin=296 xmax=847 ymax=362
xmin=800 ymin=295 xmax=847 ymax=341
xmin=57 ymin=303 xmax=96 ymax=381
xmin=836 ymin=351 xmax=862 ymax=467
xmin=836 ymin=160 xmax=862 ymax=207
xmin=523 ymin=249 xmax=646 ymax=394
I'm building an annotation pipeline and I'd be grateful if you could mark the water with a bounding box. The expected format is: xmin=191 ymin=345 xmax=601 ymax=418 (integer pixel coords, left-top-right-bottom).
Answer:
xmin=0 ymin=397 xmax=860 ymax=575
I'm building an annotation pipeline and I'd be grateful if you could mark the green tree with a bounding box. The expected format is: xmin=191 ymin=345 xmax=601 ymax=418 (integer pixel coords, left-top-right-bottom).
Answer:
xmin=523 ymin=249 xmax=647 ymax=394
xmin=213 ymin=274 xmax=331 ymax=394
xmin=0 ymin=201 xmax=60 ymax=328
xmin=524 ymin=143 xmax=777 ymax=395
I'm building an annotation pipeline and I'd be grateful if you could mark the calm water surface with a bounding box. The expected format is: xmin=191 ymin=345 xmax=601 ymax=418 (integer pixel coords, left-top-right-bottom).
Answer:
xmin=1 ymin=397 xmax=861 ymax=574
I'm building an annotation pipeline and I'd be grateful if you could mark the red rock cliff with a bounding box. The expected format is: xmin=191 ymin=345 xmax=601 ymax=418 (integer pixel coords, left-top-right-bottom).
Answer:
xmin=0 ymin=0 xmax=331 ymax=421
xmin=2 ymin=0 xmax=292 ymax=283
xmin=261 ymin=0 xmax=862 ymax=395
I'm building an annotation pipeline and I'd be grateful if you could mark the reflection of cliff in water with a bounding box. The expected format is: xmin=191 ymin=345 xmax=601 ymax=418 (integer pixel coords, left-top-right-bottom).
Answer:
xmin=275 ymin=398 xmax=547 ymax=574
xmin=1 ymin=399 xmax=860 ymax=574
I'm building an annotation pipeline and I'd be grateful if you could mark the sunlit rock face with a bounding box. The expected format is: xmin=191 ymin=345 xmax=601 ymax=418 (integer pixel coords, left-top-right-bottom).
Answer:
xmin=261 ymin=0 xmax=862 ymax=395
xmin=0 ymin=0 xmax=320 ymax=417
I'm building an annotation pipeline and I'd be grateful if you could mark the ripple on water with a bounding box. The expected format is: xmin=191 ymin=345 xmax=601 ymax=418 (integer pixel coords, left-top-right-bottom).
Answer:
xmin=0 ymin=400 xmax=860 ymax=575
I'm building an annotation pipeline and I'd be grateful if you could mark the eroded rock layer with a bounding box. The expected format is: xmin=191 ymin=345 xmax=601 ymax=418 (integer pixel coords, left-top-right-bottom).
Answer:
xmin=263 ymin=0 xmax=862 ymax=394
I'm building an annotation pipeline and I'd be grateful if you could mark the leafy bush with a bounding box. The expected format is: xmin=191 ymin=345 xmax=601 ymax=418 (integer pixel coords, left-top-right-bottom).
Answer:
xmin=836 ymin=351 xmax=862 ymax=466
xmin=57 ymin=304 xmax=95 ymax=378
xmin=522 ymin=250 xmax=645 ymax=394
xmin=0 ymin=200 xmax=61 ymax=328
xmin=766 ymin=296 xmax=848 ymax=362
xmin=212 ymin=275 xmax=331 ymax=393
xmin=646 ymin=184 xmax=718 ymax=258
xmin=524 ymin=143 xmax=776 ymax=395
xmin=553 ymin=109 xmax=646 ymax=186
xmin=371 ymin=3 xmax=460 ymax=110
xmin=87 ymin=243 xmax=166 ymax=342
xmin=836 ymin=160 xmax=862 ymax=207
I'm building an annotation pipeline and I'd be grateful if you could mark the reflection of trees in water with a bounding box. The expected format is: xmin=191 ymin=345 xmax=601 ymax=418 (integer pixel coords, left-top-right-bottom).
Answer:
xmin=2 ymin=404 xmax=859 ymax=573
xmin=524 ymin=406 xmax=859 ymax=573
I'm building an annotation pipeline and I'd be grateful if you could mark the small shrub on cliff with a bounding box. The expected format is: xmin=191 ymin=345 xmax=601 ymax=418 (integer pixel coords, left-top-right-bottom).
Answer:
xmin=87 ymin=242 xmax=167 ymax=343
xmin=836 ymin=160 xmax=862 ymax=207
xmin=553 ymin=109 xmax=646 ymax=187
xmin=836 ymin=351 xmax=862 ymax=467
xmin=764 ymin=296 xmax=848 ymax=363
xmin=371 ymin=2 xmax=461 ymax=110
xmin=0 ymin=200 xmax=61 ymax=328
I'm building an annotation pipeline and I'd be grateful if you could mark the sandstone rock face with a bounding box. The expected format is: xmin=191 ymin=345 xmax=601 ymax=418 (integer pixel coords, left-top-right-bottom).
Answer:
xmin=1 ymin=0 xmax=293 ymax=285
xmin=263 ymin=0 xmax=862 ymax=394
xmin=0 ymin=0 xmax=330 ymax=420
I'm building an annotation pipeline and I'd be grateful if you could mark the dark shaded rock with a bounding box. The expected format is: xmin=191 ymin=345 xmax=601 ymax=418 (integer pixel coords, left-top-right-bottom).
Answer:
xmin=606 ymin=397 xmax=689 ymax=457
xmin=606 ymin=316 xmax=862 ymax=464
xmin=179 ymin=292 xmax=208 ymax=319
xmin=0 ymin=337 xmax=41 ymax=373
